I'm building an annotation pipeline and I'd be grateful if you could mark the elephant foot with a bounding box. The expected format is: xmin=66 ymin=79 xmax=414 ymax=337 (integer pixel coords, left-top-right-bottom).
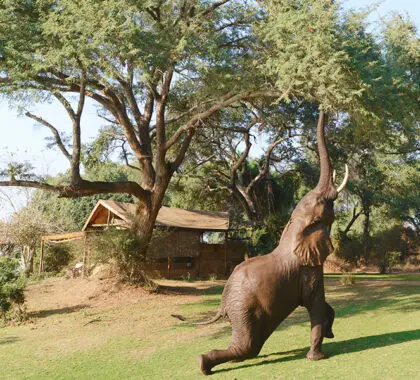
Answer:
xmin=306 ymin=350 xmax=327 ymax=361
xmin=324 ymin=329 xmax=334 ymax=339
xmin=198 ymin=355 xmax=213 ymax=376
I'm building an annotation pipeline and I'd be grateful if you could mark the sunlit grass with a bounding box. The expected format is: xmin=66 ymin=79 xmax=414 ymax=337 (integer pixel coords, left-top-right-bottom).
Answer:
xmin=0 ymin=280 xmax=419 ymax=379
xmin=324 ymin=273 xmax=420 ymax=281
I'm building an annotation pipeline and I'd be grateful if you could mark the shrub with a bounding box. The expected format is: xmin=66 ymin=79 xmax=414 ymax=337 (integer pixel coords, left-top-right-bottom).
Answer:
xmin=141 ymin=274 xmax=160 ymax=293
xmin=181 ymin=272 xmax=193 ymax=282
xmin=43 ymin=244 xmax=72 ymax=273
xmin=90 ymin=229 xmax=151 ymax=284
xmin=334 ymin=237 xmax=364 ymax=264
xmin=340 ymin=273 xmax=356 ymax=286
xmin=0 ymin=257 xmax=26 ymax=323
xmin=208 ymin=273 xmax=217 ymax=281
xmin=379 ymin=251 xmax=402 ymax=274
xmin=247 ymin=226 xmax=277 ymax=257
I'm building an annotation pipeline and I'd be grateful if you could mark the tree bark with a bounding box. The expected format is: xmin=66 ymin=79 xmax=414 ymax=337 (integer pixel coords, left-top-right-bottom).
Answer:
xmin=362 ymin=206 xmax=370 ymax=260
xmin=342 ymin=207 xmax=362 ymax=238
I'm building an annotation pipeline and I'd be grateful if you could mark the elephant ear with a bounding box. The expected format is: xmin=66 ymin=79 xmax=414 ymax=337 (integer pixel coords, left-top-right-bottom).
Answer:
xmin=293 ymin=222 xmax=334 ymax=266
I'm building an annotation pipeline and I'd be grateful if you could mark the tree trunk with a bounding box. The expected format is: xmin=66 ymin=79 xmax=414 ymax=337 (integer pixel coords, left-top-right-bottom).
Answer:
xmin=133 ymin=178 xmax=170 ymax=256
xmin=362 ymin=206 xmax=370 ymax=261
xmin=342 ymin=208 xmax=362 ymax=238
xmin=21 ymin=246 xmax=34 ymax=275
xmin=229 ymin=185 xmax=258 ymax=224
xmin=26 ymin=247 xmax=34 ymax=274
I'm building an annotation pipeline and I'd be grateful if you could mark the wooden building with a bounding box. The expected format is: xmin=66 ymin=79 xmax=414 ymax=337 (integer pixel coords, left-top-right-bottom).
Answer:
xmin=80 ymin=200 xmax=245 ymax=278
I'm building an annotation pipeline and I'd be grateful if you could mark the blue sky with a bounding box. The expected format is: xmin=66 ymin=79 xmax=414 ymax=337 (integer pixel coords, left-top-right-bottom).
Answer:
xmin=0 ymin=0 xmax=419 ymax=219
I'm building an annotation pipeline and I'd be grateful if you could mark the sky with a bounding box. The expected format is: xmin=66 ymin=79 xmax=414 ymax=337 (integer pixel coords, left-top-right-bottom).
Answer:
xmin=0 ymin=0 xmax=419 ymax=220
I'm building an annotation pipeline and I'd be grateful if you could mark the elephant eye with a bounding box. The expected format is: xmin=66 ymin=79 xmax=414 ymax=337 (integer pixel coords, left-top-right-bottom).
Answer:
xmin=319 ymin=199 xmax=325 ymax=205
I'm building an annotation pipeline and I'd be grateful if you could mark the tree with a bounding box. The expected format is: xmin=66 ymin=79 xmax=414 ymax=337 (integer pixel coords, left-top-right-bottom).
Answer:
xmin=2 ymin=202 xmax=55 ymax=274
xmin=173 ymin=100 xmax=315 ymax=223
xmin=0 ymin=256 xmax=26 ymax=322
xmin=32 ymin=162 xmax=137 ymax=231
xmin=0 ymin=0 xmax=271 ymax=258
xmin=0 ymin=1 xmax=417 ymax=266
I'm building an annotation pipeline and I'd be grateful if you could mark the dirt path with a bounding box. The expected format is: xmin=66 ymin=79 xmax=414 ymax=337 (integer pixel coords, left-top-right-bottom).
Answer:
xmin=24 ymin=276 xmax=419 ymax=321
xmin=24 ymin=277 xmax=224 ymax=319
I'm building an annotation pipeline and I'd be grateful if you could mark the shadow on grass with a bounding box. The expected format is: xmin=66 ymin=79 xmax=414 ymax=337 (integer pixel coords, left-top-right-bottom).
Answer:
xmin=0 ymin=336 xmax=19 ymax=345
xmin=29 ymin=304 xmax=90 ymax=319
xmin=329 ymin=285 xmax=420 ymax=319
xmin=213 ymin=329 xmax=420 ymax=375
xmin=187 ymin=284 xmax=418 ymax=330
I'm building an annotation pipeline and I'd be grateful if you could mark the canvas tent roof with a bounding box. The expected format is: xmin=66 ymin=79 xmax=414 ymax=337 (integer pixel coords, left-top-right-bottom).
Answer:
xmin=82 ymin=200 xmax=229 ymax=232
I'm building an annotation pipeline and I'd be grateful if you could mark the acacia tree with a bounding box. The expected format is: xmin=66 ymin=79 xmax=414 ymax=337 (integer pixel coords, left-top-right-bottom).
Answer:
xmin=0 ymin=0 xmax=271 ymax=251
xmin=177 ymin=101 xmax=314 ymax=224
xmin=0 ymin=0 xmax=416 ymax=263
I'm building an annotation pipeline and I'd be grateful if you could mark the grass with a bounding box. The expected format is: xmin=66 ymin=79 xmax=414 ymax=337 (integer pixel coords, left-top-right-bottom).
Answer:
xmin=0 ymin=278 xmax=419 ymax=379
xmin=324 ymin=273 xmax=420 ymax=281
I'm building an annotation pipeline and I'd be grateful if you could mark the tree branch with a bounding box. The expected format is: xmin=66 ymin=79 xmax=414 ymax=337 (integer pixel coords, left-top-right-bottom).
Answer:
xmin=200 ymin=0 xmax=230 ymax=17
xmin=0 ymin=179 xmax=150 ymax=200
xmin=246 ymin=133 xmax=292 ymax=193
xmin=165 ymin=89 xmax=282 ymax=151
xmin=121 ymin=141 xmax=141 ymax=172
xmin=230 ymin=125 xmax=253 ymax=184
xmin=170 ymin=128 xmax=196 ymax=174
xmin=53 ymin=92 xmax=76 ymax=121
xmin=25 ymin=112 xmax=72 ymax=162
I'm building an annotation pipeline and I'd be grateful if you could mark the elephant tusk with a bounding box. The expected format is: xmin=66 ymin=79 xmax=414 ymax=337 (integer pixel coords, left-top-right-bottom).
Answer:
xmin=336 ymin=164 xmax=349 ymax=193
xmin=332 ymin=170 xmax=336 ymax=184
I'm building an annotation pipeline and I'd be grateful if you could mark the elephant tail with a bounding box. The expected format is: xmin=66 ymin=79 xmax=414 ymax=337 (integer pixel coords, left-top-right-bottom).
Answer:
xmin=171 ymin=309 xmax=223 ymax=325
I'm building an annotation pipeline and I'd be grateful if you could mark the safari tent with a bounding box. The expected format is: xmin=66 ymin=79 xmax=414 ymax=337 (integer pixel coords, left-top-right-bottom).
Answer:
xmin=41 ymin=200 xmax=245 ymax=278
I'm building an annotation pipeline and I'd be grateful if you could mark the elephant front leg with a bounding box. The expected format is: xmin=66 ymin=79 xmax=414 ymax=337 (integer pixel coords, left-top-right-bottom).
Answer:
xmin=306 ymin=295 xmax=327 ymax=360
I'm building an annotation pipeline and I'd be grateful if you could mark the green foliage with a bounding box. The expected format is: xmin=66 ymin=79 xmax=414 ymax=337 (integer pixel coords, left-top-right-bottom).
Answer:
xmin=31 ymin=163 xmax=136 ymax=231
xmin=0 ymin=257 xmax=26 ymax=322
xmin=245 ymin=211 xmax=290 ymax=256
xmin=208 ymin=273 xmax=217 ymax=281
xmin=259 ymin=0 xmax=368 ymax=113
xmin=0 ymin=0 xmax=418 ymax=270
xmin=247 ymin=226 xmax=276 ymax=256
xmin=340 ymin=273 xmax=356 ymax=286
xmin=334 ymin=236 xmax=364 ymax=264
xmin=89 ymin=229 xmax=148 ymax=283
xmin=43 ymin=244 xmax=72 ymax=274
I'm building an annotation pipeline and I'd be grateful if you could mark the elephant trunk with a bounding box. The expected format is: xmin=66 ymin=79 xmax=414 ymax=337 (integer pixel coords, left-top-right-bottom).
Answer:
xmin=315 ymin=111 xmax=337 ymax=199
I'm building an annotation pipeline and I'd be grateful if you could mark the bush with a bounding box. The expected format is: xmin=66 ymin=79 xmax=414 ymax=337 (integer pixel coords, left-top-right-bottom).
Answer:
xmin=90 ymin=229 xmax=149 ymax=283
xmin=334 ymin=237 xmax=364 ymax=264
xmin=0 ymin=257 xmax=26 ymax=323
xmin=247 ymin=226 xmax=277 ymax=257
xmin=43 ymin=244 xmax=72 ymax=273
xmin=340 ymin=273 xmax=356 ymax=286
xmin=379 ymin=251 xmax=402 ymax=274
xmin=208 ymin=273 xmax=217 ymax=281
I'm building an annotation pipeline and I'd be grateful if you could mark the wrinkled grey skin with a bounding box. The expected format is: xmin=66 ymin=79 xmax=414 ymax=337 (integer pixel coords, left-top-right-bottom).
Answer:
xmin=196 ymin=112 xmax=343 ymax=375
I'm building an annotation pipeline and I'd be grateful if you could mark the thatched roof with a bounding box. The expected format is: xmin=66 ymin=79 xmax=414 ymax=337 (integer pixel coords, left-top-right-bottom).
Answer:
xmin=82 ymin=200 xmax=229 ymax=232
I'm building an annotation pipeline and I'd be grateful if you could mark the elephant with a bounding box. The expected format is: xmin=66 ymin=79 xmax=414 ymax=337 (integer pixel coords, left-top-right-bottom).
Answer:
xmin=174 ymin=111 xmax=349 ymax=375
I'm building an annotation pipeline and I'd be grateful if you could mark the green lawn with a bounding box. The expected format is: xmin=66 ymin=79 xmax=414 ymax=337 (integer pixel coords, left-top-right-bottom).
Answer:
xmin=324 ymin=273 xmax=420 ymax=281
xmin=0 ymin=277 xmax=419 ymax=379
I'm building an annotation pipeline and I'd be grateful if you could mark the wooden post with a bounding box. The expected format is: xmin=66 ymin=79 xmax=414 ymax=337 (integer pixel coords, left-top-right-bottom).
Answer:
xmin=82 ymin=233 xmax=87 ymax=278
xmin=224 ymin=231 xmax=228 ymax=276
xmin=197 ymin=252 xmax=201 ymax=278
xmin=106 ymin=210 xmax=111 ymax=227
xmin=39 ymin=240 xmax=44 ymax=275
xmin=167 ymin=256 xmax=171 ymax=279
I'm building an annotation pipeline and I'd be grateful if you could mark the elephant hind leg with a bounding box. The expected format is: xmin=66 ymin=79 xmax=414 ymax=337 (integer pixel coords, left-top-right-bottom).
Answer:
xmin=324 ymin=302 xmax=335 ymax=339
xmin=198 ymin=318 xmax=264 ymax=375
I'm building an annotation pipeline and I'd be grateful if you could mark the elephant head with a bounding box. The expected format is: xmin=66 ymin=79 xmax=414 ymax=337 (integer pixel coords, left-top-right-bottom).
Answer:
xmin=281 ymin=111 xmax=349 ymax=266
